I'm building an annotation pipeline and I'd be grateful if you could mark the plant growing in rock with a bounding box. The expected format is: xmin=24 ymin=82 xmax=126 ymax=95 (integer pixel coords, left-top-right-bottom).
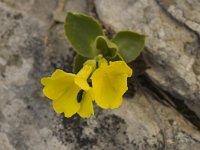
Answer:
xmin=41 ymin=12 xmax=145 ymax=118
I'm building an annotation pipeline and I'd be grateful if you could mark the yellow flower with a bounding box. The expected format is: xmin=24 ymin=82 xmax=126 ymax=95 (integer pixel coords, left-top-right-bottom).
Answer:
xmin=91 ymin=60 xmax=132 ymax=109
xmin=41 ymin=60 xmax=95 ymax=118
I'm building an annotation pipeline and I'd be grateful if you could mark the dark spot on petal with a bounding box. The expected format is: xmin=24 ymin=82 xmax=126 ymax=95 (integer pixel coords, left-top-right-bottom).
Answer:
xmin=77 ymin=90 xmax=84 ymax=103
xmin=88 ymin=81 xmax=92 ymax=87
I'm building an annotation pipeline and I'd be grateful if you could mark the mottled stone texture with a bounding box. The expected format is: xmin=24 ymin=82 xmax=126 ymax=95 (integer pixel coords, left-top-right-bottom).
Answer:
xmin=95 ymin=0 xmax=200 ymax=118
xmin=0 ymin=0 xmax=200 ymax=150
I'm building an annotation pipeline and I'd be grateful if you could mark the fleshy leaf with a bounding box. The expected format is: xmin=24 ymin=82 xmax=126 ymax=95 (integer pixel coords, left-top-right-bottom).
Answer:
xmin=65 ymin=12 xmax=103 ymax=57
xmin=112 ymin=31 xmax=145 ymax=63
xmin=73 ymin=54 xmax=89 ymax=74
xmin=95 ymin=36 xmax=118 ymax=59
xmin=110 ymin=54 xmax=124 ymax=61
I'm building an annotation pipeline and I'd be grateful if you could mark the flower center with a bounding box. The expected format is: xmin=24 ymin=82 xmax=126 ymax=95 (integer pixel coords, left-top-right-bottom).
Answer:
xmin=77 ymin=90 xmax=84 ymax=103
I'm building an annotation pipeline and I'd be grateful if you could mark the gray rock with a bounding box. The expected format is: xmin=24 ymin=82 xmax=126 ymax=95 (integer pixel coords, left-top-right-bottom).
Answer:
xmin=1 ymin=0 xmax=200 ymax=150
xmin=157 ymin=0 xmax=200 ymax=36
xmin=95 ymin=0 xmax=200 ymax=118
xmin=56 ymin=91 xmax=200 ymax=150
xmin=0 ymin=133 xmax=15 ymax=150
xmin=53 ymin=0 xmax=87 ymax=23
xmin=0 ymin=2 xmax=68 ymax=150
xmin=0 ymin=0 xmax=57 ymax=23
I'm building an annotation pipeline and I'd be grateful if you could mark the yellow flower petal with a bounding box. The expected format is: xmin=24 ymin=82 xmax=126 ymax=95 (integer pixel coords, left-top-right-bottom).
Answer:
xmin=98 ymin=56 xmax=108 ymax=67
xmin=52 ymin=84 xmax=81 ymax=118
xmin=41 ymin=77 xmax=51 ymax=86
xmin=75 ymin=65 xmax=91 ymax=91
xmin=77 ymin=89 xmax=94 ymax=118
xmin=41 ymin=62 xmax=96 ymax=118
xmin=109 ymin=61 xmax=132 ymax=77
xmin=41 ymin=69 xmax=76 ymax=100
xmin=91 ymin=61 xmax=132 ymax=109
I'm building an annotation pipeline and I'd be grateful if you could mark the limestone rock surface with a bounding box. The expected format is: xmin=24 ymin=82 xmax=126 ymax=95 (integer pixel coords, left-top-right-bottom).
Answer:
xmin=95 ymin=0 xmax=200 ymax=118
xmin=0 ymin=0 xmax=200 ymax=150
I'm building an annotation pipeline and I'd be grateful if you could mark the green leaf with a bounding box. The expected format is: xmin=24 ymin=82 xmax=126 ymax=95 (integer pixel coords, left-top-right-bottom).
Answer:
xmin=65 ymin=12 xmax=103 ymax=57
xmin=95 ymin=36 xmax=118 ymax=59
xmin=112 ymin=31 xmax=145 ymax=63
xmin=73 ymin=54 xmax=89 ymax=74
xmin=110 ymin=54 xmax=124 ymax=61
